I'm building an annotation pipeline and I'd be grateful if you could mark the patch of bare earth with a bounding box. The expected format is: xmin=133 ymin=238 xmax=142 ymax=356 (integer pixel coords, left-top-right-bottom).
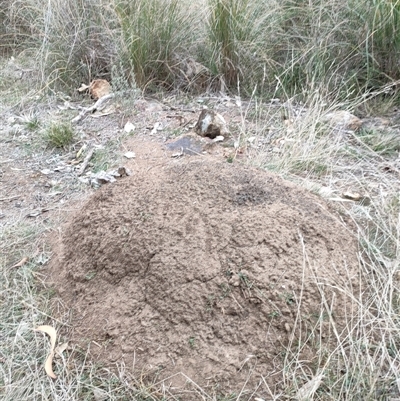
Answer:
xmin=47 ymin=141 xmax=360 ymax=399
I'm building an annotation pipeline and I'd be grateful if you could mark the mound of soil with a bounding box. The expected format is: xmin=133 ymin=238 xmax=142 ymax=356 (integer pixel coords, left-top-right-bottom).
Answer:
xmin=49 ymin=159 xmax=360 ymax=398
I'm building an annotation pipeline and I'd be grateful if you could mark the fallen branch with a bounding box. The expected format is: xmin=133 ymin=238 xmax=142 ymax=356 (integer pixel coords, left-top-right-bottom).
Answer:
xmin=71 ymin=93 xmax=115 ymax=124
xmin=77 ymin=148 xmax=95 ymax=176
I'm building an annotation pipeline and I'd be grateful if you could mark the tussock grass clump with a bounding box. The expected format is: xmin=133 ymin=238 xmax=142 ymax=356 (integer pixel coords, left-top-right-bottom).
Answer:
xmin=20 ymin=113 xmax=41 ymax=132
xmin=359 ymin=0 xmax=400 ymax=83
xmin=38 ymin=0 xmax=116 ymax=89
xmin=204 ymin=0 xmax=276 ymax=95
xmin=277 ymin=3 xmax=343 ymax=95
xmin=115 ymin=0 xmax=192 ymax=90
xmin=0 ymin=0 xmax=40 ymax=54
xmin=44 ymin=121 xmax=75 ymax=148
xmin=1 ymin=0 xmax=117 ymax=89
xmin=274 ymin=100 xmax=341 ymax=176
xmin=203 ymin=0 xmax=400 ymax=97
xmin=206 ymin=0 xmax=253 ymax=87
xmin=0 ymin=6 xmax=13 ymax=54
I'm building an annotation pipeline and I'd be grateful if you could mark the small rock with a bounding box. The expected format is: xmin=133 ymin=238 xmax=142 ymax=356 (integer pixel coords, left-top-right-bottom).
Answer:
xmin=78 ymin=176 xmax=90 ymax=185
xmin=341 ymin=192 xmax=371 ymax=206
xmin=124 ymin=122 xmax=135 ymax=133
xmin=296 ymin=374 xmax=324 ymax=401
xmin=213 ymin=135 xmax=224 ymax=142
xmin=150 ymin=122 xmax=163 ymax=135
xmin=97 ymin=174 xmax=116 ymax=184
xmin=84 ymin=166 xmax=130 ymax=187
xmin=27 ymin=208 xmax=48 ymax=217
xmin=235 ymin=97 xmax=242 ymax=107
xmin=195 ymin=109 xmax=229 ymax=139
xmin=123 ymin=151 xmax=136 ymax=159
xmin=318 ymin=186 xmax=334 ymax=198
xmin=54 ymin=165 xmax=71 ymax=172
xmin=90 ymin=171 xmax=116 ymax=186
xmin=134 ymin=100 xmax=163 ymax=113
xmin=166 ymin=134 xmax=207 ymax=155
xmin=117 ymin=166 xmax=131 ymax=177
xmin=324 ymin=110 xmax=362 ymax=131
xmin=230 ymin=276 xmax=240 ymax=287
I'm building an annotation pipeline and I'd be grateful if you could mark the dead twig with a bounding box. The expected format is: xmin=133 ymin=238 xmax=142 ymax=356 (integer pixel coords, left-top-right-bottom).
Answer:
xmin=77 ymin=148 xmax=95 ymax=176
xmin=72 ymin=93 xmax=115 ymax=123
xmin=9 ymin=257 xmax=29 ymax=269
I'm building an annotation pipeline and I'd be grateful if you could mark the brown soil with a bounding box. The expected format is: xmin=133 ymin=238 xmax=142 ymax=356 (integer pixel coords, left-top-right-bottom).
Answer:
xmin=48 ymin=140 xmax=360 ymax=399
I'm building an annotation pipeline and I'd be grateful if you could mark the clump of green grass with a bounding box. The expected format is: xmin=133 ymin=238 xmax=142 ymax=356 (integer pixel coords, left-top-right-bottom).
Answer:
xmin=355 ymin=127 xmax=400 ymax=156
xmin=44 ymin=122 xmax=74 ymax=148
xmin=275 ymin=0 xmax=362 ymax=99
xmin=20 ymin=113 xmax=40 ymax=132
